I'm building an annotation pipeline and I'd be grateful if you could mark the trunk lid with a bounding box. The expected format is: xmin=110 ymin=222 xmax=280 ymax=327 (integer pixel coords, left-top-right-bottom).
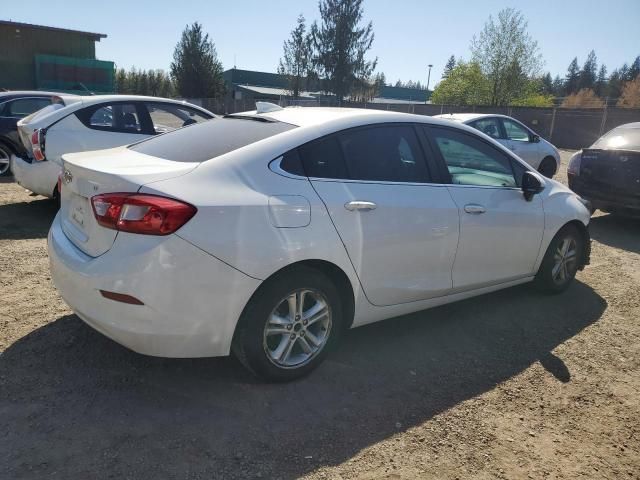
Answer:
xmin=580 ymin=149 xmax=640 ymax=194
xmin=60 ymin=146 xmax=199 ymax=257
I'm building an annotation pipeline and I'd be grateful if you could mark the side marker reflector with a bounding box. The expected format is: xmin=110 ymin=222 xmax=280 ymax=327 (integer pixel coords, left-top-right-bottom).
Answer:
xmin=99 ymin=290 xmax=144 ymax=305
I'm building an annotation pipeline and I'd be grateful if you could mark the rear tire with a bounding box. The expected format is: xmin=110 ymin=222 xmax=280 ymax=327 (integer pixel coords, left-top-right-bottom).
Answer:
xmin=538 ymin=157 xmax=557 ymax=178
xmin=232 ymin=266 xmax=343 ymax=382
xmin=535 ymin=225 xmax=584 ymax=294
xmin=0 ymin=143 xmax=12 ymax=177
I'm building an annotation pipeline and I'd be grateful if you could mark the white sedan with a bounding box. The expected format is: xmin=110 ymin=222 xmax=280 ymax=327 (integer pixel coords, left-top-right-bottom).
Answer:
xmin=48 ymin=105 xmax=591 ymax=381
xmin=11 ymin=95 xmax=214 ymax=200
xmin=434 ymin=113 xmax=561 ymax=178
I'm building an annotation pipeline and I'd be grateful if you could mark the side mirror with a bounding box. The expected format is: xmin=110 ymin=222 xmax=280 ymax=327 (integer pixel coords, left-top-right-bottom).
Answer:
xmin=531 ymin=134 xmax=541 ymax=143
xmin=522 ymin=171 xmax=545 ymax=201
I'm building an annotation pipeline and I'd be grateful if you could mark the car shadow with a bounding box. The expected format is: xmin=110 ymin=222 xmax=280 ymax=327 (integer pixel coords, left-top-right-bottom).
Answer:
xmin=589 ymin=213 xmax=640 ymax=254
xmin=0 ymin=280 xmax=606 ymax=479
xmin=0 ymin=198 xmax=57 ymax=240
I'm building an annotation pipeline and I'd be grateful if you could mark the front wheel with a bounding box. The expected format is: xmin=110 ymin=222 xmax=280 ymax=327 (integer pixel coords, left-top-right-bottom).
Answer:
xmin=233 ymin=267 xmax=343 ymax=382
xmin=535 ymin=225 xmax=584 ymax=293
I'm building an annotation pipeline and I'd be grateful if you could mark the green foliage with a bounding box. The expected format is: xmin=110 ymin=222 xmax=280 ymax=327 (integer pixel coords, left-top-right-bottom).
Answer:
xmin=278 ymin=14 xmax=314 ymax=98
xmin=443 ymin=55 xmax=456 ymax=79
xmin=431 ymin=61 xmax=491 ymax=105
xmin=313 ymin=0 xmax=377 ymax=102
xmin=578 ymin=50 xmax=598 ymax=91
xmin=471 ymin=8 xmax=542 ymax=106
xmin=114 ymin=67 xmax=174 ymax=97
xmin=170 ymin=22 xmax=225 ymax=98
xmin=564 ymin=57 xmax=580 ymax=95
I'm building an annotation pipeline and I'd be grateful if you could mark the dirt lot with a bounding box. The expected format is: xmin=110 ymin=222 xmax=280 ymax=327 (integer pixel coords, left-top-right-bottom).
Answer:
xmin=1 ymin=151 xmax=639 ymax=479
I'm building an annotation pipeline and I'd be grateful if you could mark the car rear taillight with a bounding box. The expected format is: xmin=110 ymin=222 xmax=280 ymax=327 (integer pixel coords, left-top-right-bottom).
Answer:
xmin=31 ymin=129 xmax=46 ymax=161
xmin=91 ymin=193 xmax=197 ymax=235
xmin=568 ymin=151 xmax=582 ymax=176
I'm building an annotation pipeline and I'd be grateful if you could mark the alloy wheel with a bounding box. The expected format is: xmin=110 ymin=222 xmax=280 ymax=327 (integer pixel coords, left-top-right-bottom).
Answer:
xmin=0 ymin=146 xmax=10 ymax=175
xmin=263 ymin=289 xmax=332 ymax=369
xmin=552 ymin=237 xmax=578 ymax=285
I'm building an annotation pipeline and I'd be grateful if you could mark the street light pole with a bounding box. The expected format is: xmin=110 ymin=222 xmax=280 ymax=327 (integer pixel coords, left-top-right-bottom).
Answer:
xmin=426 ymin=64 xmax=433 ymax=103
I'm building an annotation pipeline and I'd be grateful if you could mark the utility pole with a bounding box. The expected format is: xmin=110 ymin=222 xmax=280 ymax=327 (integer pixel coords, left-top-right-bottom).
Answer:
xmin=426 ymin=64 xmax=433 ymax=103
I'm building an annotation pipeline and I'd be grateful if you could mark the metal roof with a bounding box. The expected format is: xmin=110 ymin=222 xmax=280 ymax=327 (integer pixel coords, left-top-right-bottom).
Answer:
xmin=0 ymin=20 xmax=107 ymax=40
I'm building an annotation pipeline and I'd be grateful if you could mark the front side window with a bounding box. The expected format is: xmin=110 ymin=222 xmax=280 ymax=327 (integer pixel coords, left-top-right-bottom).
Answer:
xmin=5 ymin=98 xmax=51 ymax=117
xmin=429 ymin=127 xmax=517 ymax=188
xmin=502 ymin=119 xmax=530 ymax=142
xmin=338 ymin=125 xmax=430 ymax=182
xmin=469 ymin=117 xmax=502 ymax=139
xmin=145 ymin=102 xmax=211 ymax=134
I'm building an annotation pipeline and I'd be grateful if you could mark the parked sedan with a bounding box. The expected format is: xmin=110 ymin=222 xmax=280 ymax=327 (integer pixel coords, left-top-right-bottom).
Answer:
xmin=435 ymin=113 xmax=561 ymax=178
xmin=11 ymin=95 xmax=214 ymax=200
xmin=568 ymin=122 xmax=640 ymax=216
xmin=49 ymin=105 xmax=591 ymax=381
xmin=0 ymin=91 xmax=80 ymax=176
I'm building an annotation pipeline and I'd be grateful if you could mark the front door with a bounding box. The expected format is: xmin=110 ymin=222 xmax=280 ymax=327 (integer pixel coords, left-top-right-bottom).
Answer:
xmin=501 ymin=118 xmax=540 ymax=167
xmin=300 ymin=124 xmax=460 ymax=306
xmin=426 ymin=125 xmax=545 ymax=291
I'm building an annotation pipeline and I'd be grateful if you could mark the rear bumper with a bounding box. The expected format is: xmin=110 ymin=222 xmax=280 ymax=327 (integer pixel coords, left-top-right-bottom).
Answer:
xmin=48 ymin=213 xmax=261 ymax=357
xmin=568 ymin=174 xmax=640 ymax=215
xmin=11 ymin=154 xmax=59 ymax=198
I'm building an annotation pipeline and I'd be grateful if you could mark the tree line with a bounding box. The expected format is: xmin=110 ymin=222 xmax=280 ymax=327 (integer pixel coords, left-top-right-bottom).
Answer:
xmin=114 ymin=2 xmax=640 ymax=109
xmin=432 ymin=8 xmax=640 ymax=108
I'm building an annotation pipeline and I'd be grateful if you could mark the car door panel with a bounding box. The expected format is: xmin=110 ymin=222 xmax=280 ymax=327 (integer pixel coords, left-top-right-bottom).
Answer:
xmin=501 ymin=118 xmax=540 ymax=167
xmin=301 ymin=124 xmax=459 ymax=306
xmin=425 ymin=125 xmax=545 ymax=291
xmin=311 ymin=180 xmax=459 ymax=305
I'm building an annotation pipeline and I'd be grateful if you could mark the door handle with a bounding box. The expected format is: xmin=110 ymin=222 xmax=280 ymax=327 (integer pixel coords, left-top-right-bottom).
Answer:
xmin=345 ymin=200 xmax=377 ymax=212
xmin=464 ymin=204 xmax=486 ymax=214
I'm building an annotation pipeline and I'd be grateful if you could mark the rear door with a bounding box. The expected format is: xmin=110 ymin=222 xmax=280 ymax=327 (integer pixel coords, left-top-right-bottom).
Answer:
xmin=301 ymin=123 xmax=459 ymax=306
xmin=425 ymin=125 xmax=544 ymax=291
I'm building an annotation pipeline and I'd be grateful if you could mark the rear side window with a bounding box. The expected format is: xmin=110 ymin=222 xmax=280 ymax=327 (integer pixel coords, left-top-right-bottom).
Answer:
xmin=77 ymin=103 xmax=146 ymax=133
xmin=299 ymin=136 xmax=348 ymax=179
xmin=469 ymin=117 xmax=502 ymax=139
xmin=4 ymin=98 xmax=51 ymax=117
xmin=130 ymin=117 xmax=296 ymax=162
xmin=338 ymin=125 xmax=430 ymax=182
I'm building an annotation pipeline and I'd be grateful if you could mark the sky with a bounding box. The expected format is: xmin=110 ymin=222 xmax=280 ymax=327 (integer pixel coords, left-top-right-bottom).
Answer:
xmin=3 ymin=0 xmax=640 ymax=88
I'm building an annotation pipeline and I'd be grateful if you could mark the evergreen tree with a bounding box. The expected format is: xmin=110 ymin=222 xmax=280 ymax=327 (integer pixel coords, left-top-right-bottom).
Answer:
xmin=278 ymin=14 xmax=314 ymax=98
xmin=608 ymin=69 xmax=623 ymax=99
xmin=313 ymin=0 xmax=377 ymax=102
xmin=442 ymin=55 xmax=456 ymax=79
xmin=578 ymin=50 xmax=598 ymax=90
xmin=629 ymin=56 xmax=640 ymax=81
xmin=594 ymin=64 xmax=608 ymax=97
xmin=171 ymin=22 xmax=225 ymax=98
xmin=541 ymin=72 xmax=553 ymax=95
xmin=565 ymin=57 xmax=580 ymax=95
xmin=552 ymin=75 xmax=564 ymax=97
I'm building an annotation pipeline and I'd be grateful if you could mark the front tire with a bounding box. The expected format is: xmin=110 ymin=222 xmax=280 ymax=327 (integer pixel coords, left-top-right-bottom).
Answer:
xmin=535 ymin=225 xmax=584 ymax=293
xmin=233 ymin=266 xmax=343 ymax=382
xmin=538 ymin=157 xmax=557 ymax=178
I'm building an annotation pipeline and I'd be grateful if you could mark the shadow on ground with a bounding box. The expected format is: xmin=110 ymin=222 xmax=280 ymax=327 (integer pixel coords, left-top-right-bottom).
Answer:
xmin=589 ymin=213 xmax=640 ymax=254
xmin=0 ymin=280 xmax=605 ymax=479
xmin=0 ymin=198 xmax=57 ymax=240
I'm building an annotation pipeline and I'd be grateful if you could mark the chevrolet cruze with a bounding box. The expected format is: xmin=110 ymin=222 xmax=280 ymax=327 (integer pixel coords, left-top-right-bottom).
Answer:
xmin=48 ymin=105 xmax=591 ymax=381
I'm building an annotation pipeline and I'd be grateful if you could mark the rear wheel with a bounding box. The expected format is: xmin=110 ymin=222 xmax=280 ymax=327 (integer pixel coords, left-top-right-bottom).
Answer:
xmin=233 ymin=267 xmax=343 ymax=382
xmin=0 ymin=143 xmax=12 ymax=177
xmin=535 ymin=225 xmax=583 ymax=293
xmin=538 ymin=157 xmax=557 ymax=178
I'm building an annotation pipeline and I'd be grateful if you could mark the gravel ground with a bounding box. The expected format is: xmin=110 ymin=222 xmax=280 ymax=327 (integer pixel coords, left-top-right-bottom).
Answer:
xmin=1 ymin=151 xmax=639 ymax=479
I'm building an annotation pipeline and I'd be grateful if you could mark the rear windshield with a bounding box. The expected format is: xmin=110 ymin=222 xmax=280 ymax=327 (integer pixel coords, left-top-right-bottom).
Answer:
xmin=129 ymin=117 xmax=296 ymax=162
xmin=592 ymin=126 xmax=640 ymax=151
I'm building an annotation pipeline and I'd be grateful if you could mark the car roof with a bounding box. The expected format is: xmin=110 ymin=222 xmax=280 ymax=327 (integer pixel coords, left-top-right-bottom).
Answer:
xmin=232 ymin=106 xmax=456 ymax=129
xmin=433 ymin=113 xmax=510 ymax=123
xmin=0 ymin=91 xmax=79 ymax=99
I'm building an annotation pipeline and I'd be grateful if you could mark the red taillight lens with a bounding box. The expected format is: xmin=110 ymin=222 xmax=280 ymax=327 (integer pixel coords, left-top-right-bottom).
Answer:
xmin=31 ymin=129 xmax=46 ymax=161
xmin=91 ymin=193 xmax=196 ymax=235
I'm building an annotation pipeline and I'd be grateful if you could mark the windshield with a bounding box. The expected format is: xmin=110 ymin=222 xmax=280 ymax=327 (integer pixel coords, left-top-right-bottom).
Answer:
xmin=129 ymin=117 xmax=296 ymax=162
xmin=592 ymin=126 xmax=640 ymax=151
